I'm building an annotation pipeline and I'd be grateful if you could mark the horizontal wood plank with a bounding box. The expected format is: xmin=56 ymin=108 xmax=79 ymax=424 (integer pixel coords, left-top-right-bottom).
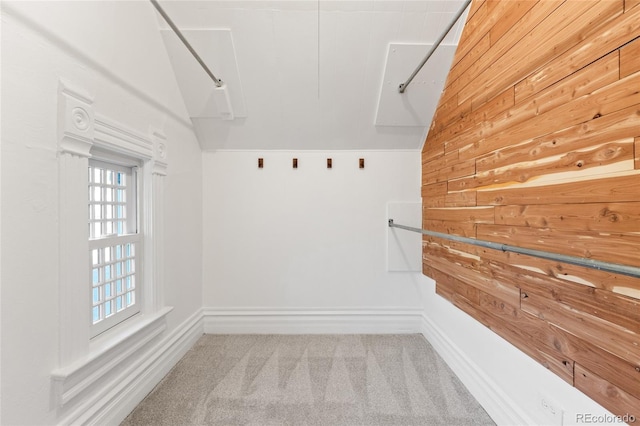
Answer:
xmin=521 ymin=291 xmax=640 ymax=366
xmin=495 ymin=202 xmax=640 ymax=234
xmin=445 ymin=191 xmax=477 ymax=207
xmin=423 ymin=156 xmax=475 ymax=185
xmin=424 ymin=243 xmax=521 ymax=306
xmin=438 ymin=87 xmax=515 ymax=148
xmin=423 ymin=195 xmax=446 ymax=208
xmin=475 ymin=105 xmax=640 ymax=173
xmin=477 ymin=223 xmax=640 ymax=267
xmin=445 ymin=0 xmax=565 ymax=106
xmin=477 ymin=292 xmax=575 ymax=383
xmin=517 ymin=272 xmax=640 ymax=334
xmin=488 ymin=0 xmax=539 ymax=48
xmin=575 ymin=364 xmax=640 ymax=420
xmin=449 ymin=0 xmax=489 ymax=72
xmin=621 ymin=33 xmax=640 ymax=80
xmin=626 ymin=0 xmax=640 ymax=11
xmin=446 ymin=34 xmax=490 ymax=97
xmin=450 ymin=51 xmax=619 ymax=154
xmin=457 ymin=71 xmax=640 ymax=162
xmin=515 ymin=5 xmax=640 ymax=101
xmin=477 ymin=172 xmax=640 ymax=205
xmin=461 ymin=0 xmax=622 ymax=106
xmin=424 ymin=206 xmax=494 ymax=223
xmin=542 ymin=322 xmax=640 ymax=401
xmin=451 ymin=140 xmax=634 ymax=191
xmin=480 ymin=247 xmax=640 ymax=299
xmin=422 ymin=219 xmax=477 ymax=238
xmin=422 ymin=140 xmax=444 ymax=163
xmin=421 ymin=181 xmax=447 ymax=199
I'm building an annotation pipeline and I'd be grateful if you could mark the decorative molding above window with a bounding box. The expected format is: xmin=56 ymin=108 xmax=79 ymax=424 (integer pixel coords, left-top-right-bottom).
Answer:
xmin=94 ymin=115 xmax=153 ymax=160
xmin=150 ymin=128 xmax=168 ymax=176
xmin=54 ymin=78 xmax=171 ymax=414
xmin=58 ymin=79 xmax=95 ymax=157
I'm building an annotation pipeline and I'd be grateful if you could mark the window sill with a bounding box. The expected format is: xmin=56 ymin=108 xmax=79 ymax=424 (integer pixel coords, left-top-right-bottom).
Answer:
xmin=51 ymin=306 xmax=173 ymax=407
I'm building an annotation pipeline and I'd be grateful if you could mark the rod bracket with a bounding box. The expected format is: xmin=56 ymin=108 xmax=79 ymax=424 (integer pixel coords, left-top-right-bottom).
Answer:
xmin=388 ymin=219 xmax=394 ymax=227
xmin=398 ymin=84 xmax=406 ymax=94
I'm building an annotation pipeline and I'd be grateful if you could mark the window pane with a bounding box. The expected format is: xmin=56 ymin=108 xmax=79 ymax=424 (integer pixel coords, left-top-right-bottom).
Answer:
xmin=88 ymin=161 xmax=139 ymax=329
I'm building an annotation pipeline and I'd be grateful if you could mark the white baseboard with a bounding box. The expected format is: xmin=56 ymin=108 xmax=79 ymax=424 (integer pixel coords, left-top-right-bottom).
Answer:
xmin=58 ymin=309 xmax=204 ymax=426
xmin=420 ymin=313 xmax=535 ymax=426
xmin=203 ymin=307 xmax=424 ymax=334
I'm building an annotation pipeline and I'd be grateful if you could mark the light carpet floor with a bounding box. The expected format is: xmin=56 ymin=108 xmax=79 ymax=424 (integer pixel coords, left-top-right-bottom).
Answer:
xmin=122 ymin=334 xmax=495 ymax=425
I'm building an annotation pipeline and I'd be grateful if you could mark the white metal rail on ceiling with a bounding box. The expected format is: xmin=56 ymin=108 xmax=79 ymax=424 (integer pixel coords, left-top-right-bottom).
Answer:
xmin=149 ymin=0 xmax=223 ymax=87
xmin=398 ymin=0 xmax=472 ymax=93
xmin=151 ymin=0 xmax=472 ymax=95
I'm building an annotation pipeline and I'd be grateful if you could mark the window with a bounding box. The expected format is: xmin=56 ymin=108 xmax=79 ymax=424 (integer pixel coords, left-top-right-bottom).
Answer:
xmin=88 ymin=159 xmax=141 ymax=337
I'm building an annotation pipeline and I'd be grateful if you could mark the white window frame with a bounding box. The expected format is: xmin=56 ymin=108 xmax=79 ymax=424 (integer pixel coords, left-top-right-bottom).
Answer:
xmin=88 ymin=158 xmax=142 ymax=337
xmin=52 ymin=80 xmax=170 ymax=415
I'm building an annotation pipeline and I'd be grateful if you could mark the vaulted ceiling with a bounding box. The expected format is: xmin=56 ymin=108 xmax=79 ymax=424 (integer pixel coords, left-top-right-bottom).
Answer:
xmin=154 ymin=0 xmax=468 ymax=150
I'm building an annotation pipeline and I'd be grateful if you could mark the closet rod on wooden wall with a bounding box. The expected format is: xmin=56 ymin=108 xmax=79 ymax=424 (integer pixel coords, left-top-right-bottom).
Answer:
xmin=388 ymin=219 xmax=640 ymax=279
xmin=398 ymin=0 xmax=472 ymax=94
xmin=149 ymin=0 xmax=223 ymax=87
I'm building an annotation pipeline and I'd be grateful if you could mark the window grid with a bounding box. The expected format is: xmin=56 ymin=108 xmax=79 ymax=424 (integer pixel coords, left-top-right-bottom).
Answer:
xmin=88 ymin=161 xmax=140 ymax=332
xmin=91 ymin=243 xmax=137 ymax=324
xmin=88 ymin=166 xmax=128 ymax=238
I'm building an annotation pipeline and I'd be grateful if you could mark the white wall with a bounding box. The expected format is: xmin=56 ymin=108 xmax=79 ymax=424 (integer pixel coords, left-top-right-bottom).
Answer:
xmin=202 ymin=150 xmax=423 ymax=311
xmin=1 ymin=2 xmax=202 ymax=424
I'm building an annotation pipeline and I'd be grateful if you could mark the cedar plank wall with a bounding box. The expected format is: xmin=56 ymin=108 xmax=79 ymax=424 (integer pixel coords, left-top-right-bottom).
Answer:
xmin=422 ymin=0 xmax=640 ymax=419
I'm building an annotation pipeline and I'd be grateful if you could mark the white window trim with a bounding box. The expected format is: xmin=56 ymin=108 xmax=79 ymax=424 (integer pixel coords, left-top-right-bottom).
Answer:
xmin=88 ymin=159 xmax=142 ymax=337
xmin=52 ymin=79 xmax=171 ymax=410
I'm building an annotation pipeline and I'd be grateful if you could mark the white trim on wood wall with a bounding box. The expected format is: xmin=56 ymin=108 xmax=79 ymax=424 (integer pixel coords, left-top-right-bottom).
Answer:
xmin=203 ymin=307 xmax=424 ymax=334
xmin=420 ymin=313 xmax=535 ymax=426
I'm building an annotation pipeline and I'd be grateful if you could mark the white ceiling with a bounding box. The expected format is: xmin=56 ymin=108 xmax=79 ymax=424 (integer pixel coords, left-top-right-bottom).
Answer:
xmin=155 ymin=1 xmax=468 ymax=150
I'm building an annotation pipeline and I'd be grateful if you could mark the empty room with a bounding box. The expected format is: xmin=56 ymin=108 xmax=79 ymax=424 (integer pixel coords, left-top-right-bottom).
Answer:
xmin=1 ymin=0 xmax=639 ymax=424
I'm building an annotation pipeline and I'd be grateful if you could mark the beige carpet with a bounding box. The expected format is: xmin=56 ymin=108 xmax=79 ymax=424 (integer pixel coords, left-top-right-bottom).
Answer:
xmin=122 ymin=334 xmax=495 ymax=425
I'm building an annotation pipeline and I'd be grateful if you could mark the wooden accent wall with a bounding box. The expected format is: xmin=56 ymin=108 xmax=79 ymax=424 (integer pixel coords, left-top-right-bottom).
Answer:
xmin=422 ymin=0 xmax=640 ymax=419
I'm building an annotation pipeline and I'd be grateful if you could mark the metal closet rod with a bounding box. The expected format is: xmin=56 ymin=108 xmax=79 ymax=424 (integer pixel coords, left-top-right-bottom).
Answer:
xmin=388 ymin=219 xmax=640 ymax=279
xmin=149 ymin=0 xmax=222 ymax=87
xmin=399 ymin=0 xmax=472 ymax=94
